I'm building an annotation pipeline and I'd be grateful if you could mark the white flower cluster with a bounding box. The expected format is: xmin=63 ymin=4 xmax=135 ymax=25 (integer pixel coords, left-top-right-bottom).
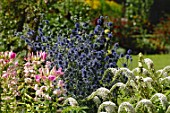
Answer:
xmin=151 ymin=93 xmax=168 ymax=108
xmin=98 ymin=101 xmax=117 ymax=113
xmin=118 ymin=102 xmax=135 ymax=113
xmin=144 ymin=58 xmax=154 ymax=70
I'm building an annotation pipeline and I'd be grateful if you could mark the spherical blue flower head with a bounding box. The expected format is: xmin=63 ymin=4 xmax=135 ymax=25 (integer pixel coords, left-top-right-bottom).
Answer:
xmin=114 ymin=43 xmax=119 ymax=49
xmin=72 ymin=29 xmax=77 ymax=35
xmin=122 ymin=63 xmax=127 ymax=67
xmin=33 ymin=42 xmax=38 ymax=48
xmin=93 ymin=43 xmax=98 ymax=49
xmin=39 ymin=31 xmax=43 ymax=37
xmin=76 ymin=35 xmax=80 ymax=39
xmin=100 ymin=16 xmax=104 ymax=19
xmin=20 ymin=35 xmax=25 ymax=40
xmin=75 ymin=23 xmax=80 ymax=28
xmin=109 ymin=62 xmax=116 ymax=68
xmin=35 ymin=36 xmax=39 ymax=41
xmin=54 ymin=43 xmax=58 ymax=47
xmin=45 ymin=20 xmax=49 ymax=24
xmin=108 ymin=22 xmax=113 ymax=26
xmin=108 ymin=33 xmax=113 ymax=38
xmin=112 ymin=52 xmax=117 ymax=57
xmin=120 ymin=53 xmax=124 ymax=58
xmin=130 ymin=56 xmax=133 ymax=62
xmin=41 ymin=45 xmax=46 ymax=51
xmin=95 ymin=25 xmax=101 ymax=31
xmin=70 ymin=34 xmax=74 ymax=38
xmin=81 ymin=68 xmax=87 ymax=78
xmin=125 ymin=54 xmax=130 ymax=60
xmin=58 ymin=60 xmax=63 ymax=65
xmin=89 ymin=33 xmax=94 ymax=38
xmin=104 ymin=64 xmax=109 ymax=69
xmin=46 ymin=44 xmax=51 ymax=50
xmin=66 ymin=39 xmax=70 ymax=44
xmin=83 ymin=22 xmax=88 ymax=27
xmin=46 ymin=36 xmax=51 ymax=41
xmin=74 ymin=51 xmax=79 ymax=58
xmin=25 ymin=38 xmax=31 ymax=43
xmin=80 ymin=52 xmax=86 ymax=58
xmin=38 ymin=28 xmax=43 ymax=32
xmin=27 ymin=31 xmax=33 ymax=36
xmin=49 ymin=50 xmax=54 ymax=57
xmin=108 ymin=58 xmax=113 ymax=63
xmin=127 ymin=49 xmax=132 ymax=54
xmin=104 ymin=56 xmax=110 ymax=61
xmin=101 ymin=31 xmax=105 ymax=36
xmin=59 ymin=41 xmax=65 ymax=46
xmin=37 ymin=42 xmax=41 ymax=47
xmin=97 ymin=19 xmax=102 ymax=25
xmin=97 ymin=50 xmax=103 ymax=56
xmin=58 ymin=53 xmax=62 ymax=59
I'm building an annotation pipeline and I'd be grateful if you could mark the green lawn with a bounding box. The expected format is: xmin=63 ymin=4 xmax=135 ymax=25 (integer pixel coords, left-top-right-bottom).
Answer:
xmin=129 ymin=54 xmax=170 ymax=70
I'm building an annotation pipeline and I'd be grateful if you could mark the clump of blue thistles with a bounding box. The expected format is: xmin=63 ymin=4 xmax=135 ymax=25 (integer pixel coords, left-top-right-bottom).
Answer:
xmin=19 ymin=16 xmax=132 ymax=99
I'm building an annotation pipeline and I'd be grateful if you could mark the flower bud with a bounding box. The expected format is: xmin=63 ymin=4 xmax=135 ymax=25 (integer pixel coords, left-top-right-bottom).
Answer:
xmin=9 ymin=51 xmax=16 ymax=59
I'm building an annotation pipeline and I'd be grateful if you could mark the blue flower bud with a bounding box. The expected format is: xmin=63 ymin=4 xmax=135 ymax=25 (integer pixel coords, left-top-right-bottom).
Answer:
xmin=108 ymin=33 xmax=113 ymax=38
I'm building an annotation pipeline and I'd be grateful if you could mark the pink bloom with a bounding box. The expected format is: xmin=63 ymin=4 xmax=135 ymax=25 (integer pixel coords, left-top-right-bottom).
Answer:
xmin=35 ymin=75 xmax=41 ymax=82
xmin=55 ymin=67 xmax=64 ymax=76
xmin=2 ymin=73 xmax=9 ymax=78
xmin=9 ymin=51 xmax=16 ymax=59
xmin=53 ymin=89 xmax=62 ymax=95
xmin=48 ymin=75 xmax=56 ymax=81
xmin=58 ymin=80 xmax=65 ymax=87
xmin=40 ymin=52 xmax=47 ymax=60
xmin=15 ymin=62 xmax=18 ymax=66
xmin=41 ymin=76 xmax=47 ymax=80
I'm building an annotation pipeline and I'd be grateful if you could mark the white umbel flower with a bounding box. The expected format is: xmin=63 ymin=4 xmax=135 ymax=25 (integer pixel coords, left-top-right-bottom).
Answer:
xmin=98 ymin=101 xmax=117 ymax=113
xmin=150 ymin=93 xmax=168 ymax=109
xmin=144 ymin=58 xmax=154 ymax=69
xmin=135 ymin=99 xmax=154 ymax=113
xmin=118 ymin=102 xmax=135 ymax=113
xmin=64 ymin=97 xmax=78 ymax=106
xmin=95 ymin=87 xmax=111 ymax=101
xmin=143 ymin=77 xmax=153 ymax=83
xmin=86 ymin=87 xmax=111 ymax=102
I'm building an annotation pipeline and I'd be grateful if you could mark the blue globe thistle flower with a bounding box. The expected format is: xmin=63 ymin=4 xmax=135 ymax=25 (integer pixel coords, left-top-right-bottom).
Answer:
xmin=122 ymin=63 xmax=127 ymax=67
xmin=108 ymin=22 xmax=113 ymax=26
xmin=114 ymin=43 xmax=119 ymax=49
xmin=125 ymin=54 xmax=130 ymax=60
xmin=127 ymin=49 xmax=132 ymax=54
xmin=108 ymin=33 xmax=113 ymax=38
xmin=75 ymin=23 xmax=80 ymax=28
xmin=97 ymin=19 xmax=102 ymax=25
xmin=19 ymin=17 xmax=133 ymax=100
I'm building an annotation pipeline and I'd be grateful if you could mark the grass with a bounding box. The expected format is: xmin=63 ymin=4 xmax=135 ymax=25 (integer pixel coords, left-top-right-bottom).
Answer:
xmin=129 ymin=54 xmax=170 ymax=70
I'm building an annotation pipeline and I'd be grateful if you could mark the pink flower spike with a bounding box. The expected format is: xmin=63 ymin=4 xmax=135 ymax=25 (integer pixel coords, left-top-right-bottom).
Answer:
xmin=15 ymin=62 xmax=18 ymax=66
xmin=48 ymin=75 xmax=56 ymax=81
xmin=40 ymin=52 xmax=47 ymax=60
xmin=35 ymin=75 xmax=41 ymax=82
xmin=58 ymin=80 xmax=65 ymax=87
xmin=9 ymin=51 xmax=16 ymax=59
xmin=55 ymin=67 xmax=64 ymax=76
xmin=42 ymin=76 xmax=47 ymax=80
xmin=2 ymin=73 xmax=9 ymax=78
